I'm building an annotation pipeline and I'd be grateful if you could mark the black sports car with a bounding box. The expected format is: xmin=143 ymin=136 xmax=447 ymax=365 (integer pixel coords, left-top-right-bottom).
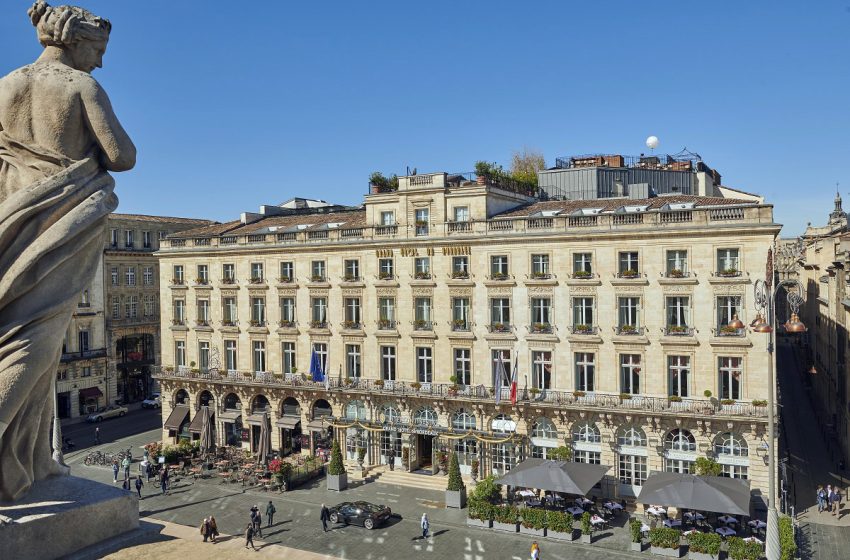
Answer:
xmin=328 ymin=501 xmax=392 ymax=530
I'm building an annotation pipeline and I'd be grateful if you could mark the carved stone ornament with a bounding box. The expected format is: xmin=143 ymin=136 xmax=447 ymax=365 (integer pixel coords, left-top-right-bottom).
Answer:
xmin=488 ymin=286 xmax=513 ymax=296
xmin=663 ymin=285 xmax=693 ymax=294
xmin=309 ymin=288 xmax=330 ymax=296
xmin=527 ymin=286 xmax=554 ymax=295
xmin=412 ymin=287 xmax=433 ymax=297
xmin=221 ymin=290 xmax=238 ymax=297
xmin=278 ymin=288 xmax=297 ymax=297
xmin=375 ymin=287 xmax=397 ymax=297
xmin=341 ymin=288 xmax=362 ymax=297
xmin=449 ymin=288 xmax=473 ymax=297
xmin=569 ymin=285 xmax=596 ymax=294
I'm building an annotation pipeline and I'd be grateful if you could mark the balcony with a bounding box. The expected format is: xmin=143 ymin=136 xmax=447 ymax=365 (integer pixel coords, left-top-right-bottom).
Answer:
xmin=616 ymin=325 xmax=643 ymax=336
xmin=375 ymin=225 xmax=398 ymax=237
xmin=413 ymin=320 xmax=433 ymax=331
xmin=60 ymin=348 xmax=107 ymax=363
xmin=529 ymin=323 xmax=553 ymax=334
xmin=276 ymin=276 xmax=295 ymax=284
xmin=664 ymin=326 xmax=694 ymax=337
xmin=377 ymin=319 xmax=398 ymax=331
xmin=340 ymin=320 xmax=363 ymax=331
xmin=487 ymin=323 xmax=512 ymax=334
xmin=447 ymin=221 xmax=473 ymax=234
xmin=152 ymin=367 xmax=771 ymax=420
xmin=451 ymin=320 xmax=471 ymax=332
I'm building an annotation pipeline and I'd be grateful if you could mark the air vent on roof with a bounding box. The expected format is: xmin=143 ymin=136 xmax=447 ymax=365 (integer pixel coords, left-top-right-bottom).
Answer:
xmin=296 ymin=224 xmax=310 ymax=230
xmin=531 ymin=210 xmax=561 ymax=217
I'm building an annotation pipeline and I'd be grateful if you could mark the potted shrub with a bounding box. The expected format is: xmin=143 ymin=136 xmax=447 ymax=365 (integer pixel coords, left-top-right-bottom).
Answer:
xmin=452 ymin=319 xmax=468 ymax=330
xmin=470 ymin=458 xmax=480 ymax=483
xmin=574 ymin=324 xmax=592 ymax=334
xmin=531 ymin=323 xmax=551 ymax=333
xmin=410 ymin=381 xmax=422 ymax=391
xmin=492 ymin=505 xmax=519 ymax=533
xmin=619 ymin=393 xmax=633 ymax=401
xmin=378 ymin=271 xmax=393 ymax=280
xmin=703 ymin=390 xmax=712 ymax=398
xmin=310 ymin=274 xmax=325 ymax=283
xmin=326 ymin=439 xmax=347 ymax=491
xmin=621 ymin=269 xmax=639 ymax=278
xmin=466 ymin=499 xmax=493 ymax=528
xmin=619 ymin=324 xmax=637 ymax=334
xmin=490 ymin=272 xmax=509 ymax=280
xmin=546 ymin=510 xmax=576 ymax=541
xmin=520 ymin=507 xmax=547 ymax=537
xmin=356 ymin=447 xmax=366 ymax=468
xmin=573 ymin=390 xmax=586 ymax=398
xmin=669 ymin=395 xmax=683 ymax=403
xmin=719 ymin=325 xmax=739 ymax=335
xmin=727 ymin=537 xmax=763 ymax=560
xmin=373 ymin=379 xmax=385 ymax=388
xmin=630 ymin=518 xmax=645 ymax=552
xmin=529 ymin=387 xmax=540 ymax=398
xmin=445 ymin=452 xmax=467 ymax=509
xmin=779 ymin=516 xmax=796 ymax=560
xmin=688 ymin=531 xmax=721 ymax=560
xmin=649 ymin=527 xmax=683 ymax=557
xmin=414 ymin=319 xmax=428 ymax=329
xmin=720 ymin=268 xmax=739 ymax=277
xmin=580 ymin=511 xmax=593 ymax=543
xmin=668 ymin=325 xmax=688 ymax=335
xmin=752 ymin=399 xmax=767 ymax=407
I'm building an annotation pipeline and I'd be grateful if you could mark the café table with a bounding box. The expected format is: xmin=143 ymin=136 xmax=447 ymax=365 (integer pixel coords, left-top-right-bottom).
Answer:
xmin=567 ymin=506 xmax=585 ymax=517
xmin=517 ymin=489 xmax=536 ymax=498
xmin=575 ymin=497 xmax=593 ymax=507
xmin=590 ymin=515 xmax=607 ymax=529
xmin=718 ymin=515 xmax=737 ymax=525
xmin=715 ymin=527 xmax=736 ymax=538
xmin=663 ymin=519 xmax=682 ymax=528
xmin=526 ymin=499 xmax=543 ymax=508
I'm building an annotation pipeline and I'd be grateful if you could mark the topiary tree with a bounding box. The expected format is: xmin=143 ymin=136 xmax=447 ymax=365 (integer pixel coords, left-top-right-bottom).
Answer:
xmin=328 ymin=439 xmax=345 ymax=476
xmin=630 ymin=518 xmax=644 ymax=543
xmin=447 ymin=452 xmax=465 ymax=492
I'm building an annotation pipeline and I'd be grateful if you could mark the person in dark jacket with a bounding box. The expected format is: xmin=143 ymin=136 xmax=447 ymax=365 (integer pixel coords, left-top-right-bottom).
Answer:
xmin=245 ymin=524 xmax=257 ymax=550
xmin=320 ymin=503 xmax=330 ymax=532
xmin=266 ymin=500 xmax=276 ymax=527
xmin=134 ymin=476 xmax=143 ymax=498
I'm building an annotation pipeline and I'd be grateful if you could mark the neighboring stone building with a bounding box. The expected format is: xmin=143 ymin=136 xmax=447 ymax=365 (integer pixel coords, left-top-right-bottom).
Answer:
xmin=798 ymin=193 xmax=850 ymax=471
xmin=154 ymin=157 xmax=780 ymax=506
xmin=104 ymin=214 xmax=215 ymax=405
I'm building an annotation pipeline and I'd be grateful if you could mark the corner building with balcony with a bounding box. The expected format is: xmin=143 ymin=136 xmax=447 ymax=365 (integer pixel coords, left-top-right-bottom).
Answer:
xmin=154 ymin=154 xmax=779 ymax=508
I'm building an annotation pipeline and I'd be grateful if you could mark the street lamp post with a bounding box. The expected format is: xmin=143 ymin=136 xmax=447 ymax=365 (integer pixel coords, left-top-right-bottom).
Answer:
xmin=743 ymin=277 xmax=806 ymax=560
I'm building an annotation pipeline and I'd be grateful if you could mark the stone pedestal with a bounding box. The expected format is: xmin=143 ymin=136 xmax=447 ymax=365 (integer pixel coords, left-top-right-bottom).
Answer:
xmin=0 ymin=475 xmax=138 ymax=560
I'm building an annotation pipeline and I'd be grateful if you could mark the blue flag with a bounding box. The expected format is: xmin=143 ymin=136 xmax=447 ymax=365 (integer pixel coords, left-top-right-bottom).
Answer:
xmin=310 ymin=350 xmax=323 ymax=382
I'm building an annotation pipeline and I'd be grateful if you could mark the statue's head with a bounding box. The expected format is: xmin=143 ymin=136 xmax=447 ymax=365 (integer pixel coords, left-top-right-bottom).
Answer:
xmin=28 ymin=1 xmax=111 ymax=73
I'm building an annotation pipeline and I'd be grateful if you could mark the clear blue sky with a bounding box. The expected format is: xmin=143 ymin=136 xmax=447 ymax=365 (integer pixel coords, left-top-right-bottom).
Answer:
xmin=2 ymin=1 xmax=848 ymax=236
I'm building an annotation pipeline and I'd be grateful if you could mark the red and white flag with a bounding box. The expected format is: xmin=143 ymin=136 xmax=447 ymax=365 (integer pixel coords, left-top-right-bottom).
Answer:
xmin=509 ymin=360 xmax=519 ymax=405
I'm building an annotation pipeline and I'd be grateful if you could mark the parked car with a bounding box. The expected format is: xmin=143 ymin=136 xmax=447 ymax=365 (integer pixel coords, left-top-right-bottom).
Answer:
xmin=141 ymin=393 xmax=161 ymax=409
xmin=328 ymin=501 xmax=392 ymax=530
xmin=86 ymin=405 xmax=128 ymax=422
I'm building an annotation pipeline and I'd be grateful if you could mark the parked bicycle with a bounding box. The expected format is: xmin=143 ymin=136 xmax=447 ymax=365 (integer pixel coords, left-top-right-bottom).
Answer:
xmin=83 ymin=450 xmax=114 ymax=466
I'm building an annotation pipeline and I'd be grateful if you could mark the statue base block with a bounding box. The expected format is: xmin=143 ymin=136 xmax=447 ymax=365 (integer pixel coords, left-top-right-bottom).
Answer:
xmin=0 ymin=475 xmax=138 ymax=560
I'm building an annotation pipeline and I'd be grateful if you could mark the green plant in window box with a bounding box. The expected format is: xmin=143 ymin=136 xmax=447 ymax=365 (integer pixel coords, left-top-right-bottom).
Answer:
xmin=619 ymin=393 xmax=633 ymax=401
xmin=529 ymin=387 xmax=540 ymax=397
xmin=619 ymin=324 xmax=637 ymax=334
xmin=573 ymin=390 xmax=586 ymax=398
xmin=668 ymin=268 xmax=685 ymax=278
xmin=574 ymin=324 xmax=592 ymax=333
xmin=373 ymin=379 xmax=384 ymax=388
xmin=378 ymin=271 xmax=393 ymax=280
xmin=194 ymin=277 xmax=207 ymax=285
xmin=721 ymin=268 xmax=739 ymax=276
xmin=277 ymin=276 xmax=292 ymax=283
xmin=452 ymin=270 xmax=469 ymax=279
xmin=667 ymin=325 xmax=687 ymax=334
xmin=668 ymin=395 xmax=683 ymax=402
xmin=721 ymin=399 xmax=736 ymax=405
xmin=414 ymin=271 xmax=431 ymax=280
xmin=249 ymin=276 xmax=264 ymax=284
xmin=532 ymin=323 xmax=551 ymax=333
xmin=491 ymin=272 xmax=509 ymax=280
xmin=343 ymin=274 xmax=357 ymax=282
xmin=621 ymin=269 xmax=639 ymax=278
xmin=573 ymin=270 xmax=592 ymax=279
xmin=410 ymin=382 xmax=422 ymax=391
xmin=752 ymin=399 xmax=767 ymax=407
xmin=720 ymin=325 xmax=739 ymax=335
xmin=414 ymin=319 xmax=428 ymax=329
xmin=342 ymin=320 xmax=358 ymax=329
xmin=310 ymin=275 xmax=325 ymax=282
xmin=530 ymin=271 xmax=549 ymax=279
xmin=343 ymin=378 xmax=353 ymax=386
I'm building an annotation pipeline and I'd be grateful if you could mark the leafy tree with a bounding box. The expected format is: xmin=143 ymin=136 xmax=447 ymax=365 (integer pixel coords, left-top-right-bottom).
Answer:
xmin=549 ymin=446 xmax=571 ymax=461
xmin=510 ymin=148 xmax=545 ymax=187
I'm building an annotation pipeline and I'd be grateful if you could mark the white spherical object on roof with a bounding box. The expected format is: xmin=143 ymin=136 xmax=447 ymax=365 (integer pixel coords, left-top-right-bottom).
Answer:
xmin=646 ymin=136 xmax=659 ymax=150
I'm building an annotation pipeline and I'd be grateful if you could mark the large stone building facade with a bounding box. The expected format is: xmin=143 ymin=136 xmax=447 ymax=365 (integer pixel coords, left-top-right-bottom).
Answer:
xmin=154 ymin=167 xmax=779 ymax=505
xmin=798 ymin=193 xmax=850 ymax=471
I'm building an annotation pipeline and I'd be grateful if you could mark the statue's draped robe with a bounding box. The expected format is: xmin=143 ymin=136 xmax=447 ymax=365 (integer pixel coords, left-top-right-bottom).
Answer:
xmin=0 ymin=130 xmax=116 ymax=501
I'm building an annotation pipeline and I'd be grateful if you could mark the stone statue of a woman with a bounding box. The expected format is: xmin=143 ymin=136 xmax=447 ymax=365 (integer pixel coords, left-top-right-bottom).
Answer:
xmin=0 ymin=1 xmax=135 ymax=501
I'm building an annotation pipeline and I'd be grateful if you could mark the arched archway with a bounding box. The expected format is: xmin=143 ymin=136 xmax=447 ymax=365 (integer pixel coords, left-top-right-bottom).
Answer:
xmin=251 ymin=394 xmax=270 ymax=414
xmin=530 ymin=417 xmax=559 ymax=459
xmin=278 ymin=396 xmax=303 ymax=456
xmin=308 ymin=399 xmax=333 ymax=455
xmin=663 ymin=428 xmax=697 ymax=473
xmin=174 ymin=388 xmax=189 ymax=405
xmin=617 ymin=425 xmax=648 ymax=494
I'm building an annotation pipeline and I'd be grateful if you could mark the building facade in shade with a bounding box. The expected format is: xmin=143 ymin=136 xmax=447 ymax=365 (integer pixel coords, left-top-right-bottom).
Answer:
xmin=104 ymin=214 xmax=215 ymax=405
xmin=154 ymin=168 xmax=780 ymax=503
xmin=798 ymin=193 xmax=850 ymax=471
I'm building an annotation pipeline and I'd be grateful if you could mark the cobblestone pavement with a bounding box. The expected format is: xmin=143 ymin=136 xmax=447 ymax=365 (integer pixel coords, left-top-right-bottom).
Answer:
xmin=69 ymin=430 xmax=639 ymax=560
xmin=778 ymin=340 xmax=850 ymax=559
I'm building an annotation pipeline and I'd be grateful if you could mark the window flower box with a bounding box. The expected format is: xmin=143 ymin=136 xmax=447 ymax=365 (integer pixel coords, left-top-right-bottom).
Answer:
xmin=489 ymin=323 xmax=510 ymax=333
xmin=490 ymin=272 xmax=509 ymax=281
xmin=573 ymin=324 xmax=593 ymax=334
xmin=310 ymin=320 xmax=327 ymax=329
xmin=530 ymin=272 xmax=550 ymax=280
xmin=717 ymin=268 xmax=740 ymax=277
xmin=531 ymin=323 xmax=552 ymax=334
xmin=310 ymin=275 xmax=326 ymax=283
xmin=619 ymin=269 xmax=639 ymax=279
xmin=194 ymin=278 xmax=208 ymax=285
xmin=572 ymin=270 xmax=592 ymax=279
xmin=668 ymin=269 xmax=685 ymax=278
xmin=249 ymin=276 xmax=264 ymax=284
xmin=221 ymin=277 xmax=236 ymax=284
xmin=277 ymin=276 xmax=293 ymax=283
xmin=618 ymin=324 xmax=637 ymax=334
xmin=414 ymin=272 xmax=431 ymax=280
xmin=378 ymin=272 xmax=394 ymax=280
xmin=342 ymin=320 xmax=360 ymax=329
xmin=451 ymin=271 xmax=469 ymax=279
xmin=278 ymin=320 xmax=295 ymax=328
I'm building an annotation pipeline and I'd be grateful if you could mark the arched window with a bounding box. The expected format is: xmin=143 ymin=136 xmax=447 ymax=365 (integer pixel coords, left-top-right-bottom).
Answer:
xmin=174 ymin=389 xmax=189 ymax=405
xmin=414 ymin=407 xmax=438 ymax=427
xmin=198 ymin=390 xmax=214 ymax=408
xmin=617 ymin=426 xmax=647 ymax=447
xmin=379 ymin=404 xmax=401 ymax=424
xmin=251 ymin=394 xmax=270 ymax=413
xmin=345 ymin=400 xmax=367 ymax=421
xmin=223 ymin=393 xmax=240 ymax=410
xmin=572 ymin=422 xmax=601 ymax=444
xmin=452 ymin=409 xmax=476 ymax=431
xmin=665 ymin=429 xmax=696 ymax=452
xmin=532 ymin=418 xmax=558 ymax=439
xmin=714 ymin=432 xmax=748 ymax=457
xmin=492 ymin=413 xmax=515 ymax=433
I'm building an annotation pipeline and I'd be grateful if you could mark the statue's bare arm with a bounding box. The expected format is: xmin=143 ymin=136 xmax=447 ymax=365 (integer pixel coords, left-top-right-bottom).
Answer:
xmin=80 ymin=79 xmax=135 ymax=171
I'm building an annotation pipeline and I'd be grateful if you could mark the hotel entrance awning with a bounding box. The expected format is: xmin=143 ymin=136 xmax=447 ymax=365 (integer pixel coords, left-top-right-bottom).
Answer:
xmin=164 ymin=405 xmax=190 ymax=431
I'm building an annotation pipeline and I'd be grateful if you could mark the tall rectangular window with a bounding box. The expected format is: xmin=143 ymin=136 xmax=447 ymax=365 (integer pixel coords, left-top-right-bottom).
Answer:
xmin=491 ymin=298 xmax=511 ymax=325
xmin=666 ymin=296 xmax=690 ymax=328
xmin=666 ymin=250 xmax=688 ymax=275
xmin=172 ymin=265 xmax=184 ymax=284
xmin=668 ymin=355 xmax=690 ymax=397
xmin=452 ymin=297 xmax=470 ymax=328
xmin=143 ymin=295 xmax=155 ymax=316
xmin=250 ymin=297 xmax=266 ymax=325
xmin=125 ymin=267 xmax=136 ymax=286
xmin=110 ymin=228 xmax=118 ymax=247
xmin=531 ymin=254 xmax=550 ymax=277
xmin=378 ymin=258 xmax=394 ymax=279
xmin=78 ymin=330 xmax=90 ymax=353
xmin=491 ymin=350 xmax=512 ymax=388
xmin=618 ymin=297 xmax=640 ymax=331
xmin=378 ymin=297 xmax=395 ymax=327
xmin=573 ymin=297 xmax=594 ymax=328
xmin=173 ymin=299 xmax=185 ymax=323
xmin=490 ymin=255 xmax=509 ymax=277
xmin=453 ymin=206 xmax=469 ymax=222
xmin=452 ymin=256 xmax=469 ymax=277
xmin=222 ymin=297 xmax=237 ymax=324
xmin=125 ymin=229 xmax=134 ymax=248
xmin=416 ymin=347 xmax=433 ymax=382
xmin=414 ymin=297 xmax=432 ymax=326
xmin=531 ymin=297 xmax=551 ymax=325
xmin=344 ymin=297 xmax=361 ymax=325
xmin=199 ymin=341 xmax=210 ymax=371
xmin=279 ymin=261 xmax=294 ymax=282
xmin=143 ymin=266 xmax=153 ymax=285
xmin=620 ymin=354 xmax=641 ymax=394
xmin=112 ymin=296 xmax=120 ymax=319
xmin=128 ymin=295 xmax=138 ymax=318
xmin=719 ymin=357 xmax=742 ymax=400
xmin=380 ymin=211 xmax=395 ymax=226
xmin=222 ymin=263 xmax=235 ymax=282
xmin=344 ymin=259 xmax=360 ymax=280
xmin=224 ymin=340 xmax=237 ymax=371
xmin=311 ymin=297 xmax=327 ymax=325
xmin=279 ymin=297 xmax=295 ymax=324
xmin=573 ymin=253 xmax=592 ymax=275
xmin=531 ymin=351 xmax=552 ymax=390
xmin=414 ymin=257 xmax=430 ymax=278
xmin=717 ymin=296 xmax=742 ymax=331
xmin=346 ymin=344 xmax=361 ymax=378
xmin=415 ymin=208 xmax=429 ymax=236
xmin=252 ymin=341 xmax=266 ymax=372
xmin=250 ymin=262 xmax=264 ymax=282
xmin=142 ymin=230 xmax=152 ymax=248
xmin=282 ymin=342 xmax=296 ymax=373
xmin=618 ymin=251 xmax=639 ymax=275
xmin=380 ymin=346 xmax=396 ymax=380
xmin=196 ymin=264 xmax=208 ymax=284
xmin=313 ymin=343 xmax=327 ymax=375
xmin=575 ymin=352 xmax=595 ymax=392
xmin=454 ymin=348 xmax=471 ymax=385
xmin=717 ymin=248 xmax=740 ymax=274
xmin=311 ymin=260 xmax=325 ymax=281
xmin=111 ymin=267 xmax=118 ymax=286
xmin=197 ymin=299 xmax=210 ymax=323
xmin=174 ymin=340 xmax=186 ymax=367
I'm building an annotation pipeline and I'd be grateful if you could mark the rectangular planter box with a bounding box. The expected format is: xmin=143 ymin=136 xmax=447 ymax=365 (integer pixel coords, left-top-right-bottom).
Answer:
xmin=547 ymin=529 xmax=576 ymax=541
xmin=326 ymin=473 xmax=348 ymax=491
xmin=493 ymin=521 xmax=519 ymax=533
xmin=580 ymin=533 xmax=593 ymax=544
xmin=445 ymin=489 xmax=467 ymax=509
xmin=632 ymin=542 xmax=645 ymax=552
xmin=466 ymin=518 xmax=492 ymax=529
xmin=688 ymin=552 xmax=718 ymax=560
xmin=520 ymin=525 xmax=546 ymax=537
xmin=651 ymin=546 xmax=684 ymax=558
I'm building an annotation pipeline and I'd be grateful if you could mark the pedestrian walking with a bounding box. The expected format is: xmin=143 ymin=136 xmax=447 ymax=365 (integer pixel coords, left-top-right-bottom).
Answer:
xmin=817 ymin=485 xmax=826 ymax=513
xmin=112 ymin=460 xmax=119 ymax=483
xmin=200 ymin=517 xmax=210 ymax=543
xmin=266 ymin=500 xmax=276 ymax=527
xmin=134 ymin=476 xmax=143 ymax=498
xmin=827 ymin=485 xmax=833 ymax=513
xmin=320 ymin=503 xmax=330 ymax=532
xmin=420 ymin=512 xmax=430 ymax=539
xmin=122 ymin=456 xmax=131 ymax=480
xmin=160 ymin=467 xmax=169 ymax=495
xmin=122 ymin=477 xmax=130 ymax=491
xmin=531 ymin=541 xmax=541 ymax=560
xmin=254 ymin=510 xmax=263 ymax=538
xmin=95 ymin=426 xmax=100 ymax=445
xmin=245 ymin=524 xmax=257 ymax=550
xmin=208 ymin=516 xmax=219 ymax=543
xmin=829 ymin=487 xmax=840 ymax=516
